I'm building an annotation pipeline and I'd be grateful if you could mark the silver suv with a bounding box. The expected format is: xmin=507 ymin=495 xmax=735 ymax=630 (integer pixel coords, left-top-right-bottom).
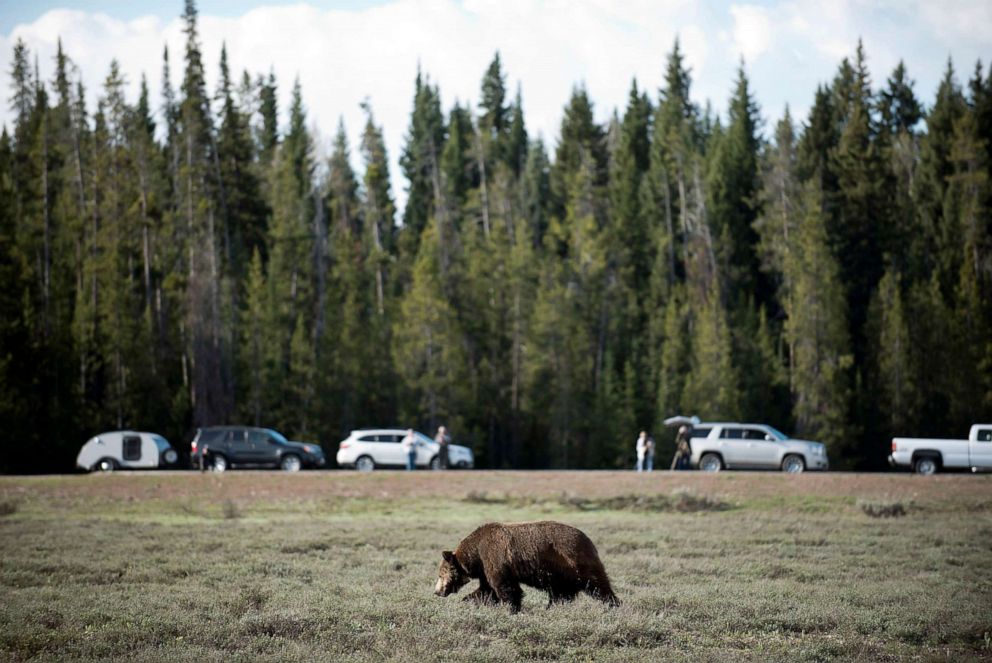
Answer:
xmin=335 ymin=429 xmax=474 ymax=471
xmin=667 ymin=417 xmax=828 ymax=473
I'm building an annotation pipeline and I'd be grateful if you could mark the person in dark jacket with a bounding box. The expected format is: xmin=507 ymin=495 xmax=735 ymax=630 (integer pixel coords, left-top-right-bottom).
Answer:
xmin=435 ymin=426 xmax=451 ymax=469
xmin=671 ymin=425 xmax=693 ymax=470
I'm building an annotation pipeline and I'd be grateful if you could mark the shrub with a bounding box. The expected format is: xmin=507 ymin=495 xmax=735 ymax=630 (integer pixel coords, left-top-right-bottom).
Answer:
xmin=858 ymin=499 xmax=908 ymax=518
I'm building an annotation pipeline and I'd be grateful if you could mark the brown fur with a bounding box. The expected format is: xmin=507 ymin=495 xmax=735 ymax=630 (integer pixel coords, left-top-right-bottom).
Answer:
xmin=434 ymin=521 xmax=620 ymax=613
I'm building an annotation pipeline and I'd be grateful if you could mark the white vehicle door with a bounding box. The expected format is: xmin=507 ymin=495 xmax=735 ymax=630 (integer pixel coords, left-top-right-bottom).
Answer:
xmin=378 ymin=433 xmax=406 ymax=465
xmin=415 ymin=432 xmax=437 ymax=466
xmin=742 ymin=428 xmax=780 ymax=468
xmin=970 ymin=427 xmax=992 ymax=469
xmin=717 ymin=427 xmax=748 ymax=466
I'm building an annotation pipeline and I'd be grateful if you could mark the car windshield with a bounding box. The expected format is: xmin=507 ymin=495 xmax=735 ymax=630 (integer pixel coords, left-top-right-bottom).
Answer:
xmin=415 ymin=432 xmax=434 ymax=445
xmin=151 ymin=434 xmax=172 ymax=452
xmin=765 ymin=426 xmax=789 ymax=440
xmin=266 ymin=429 xmax=289 ymax=445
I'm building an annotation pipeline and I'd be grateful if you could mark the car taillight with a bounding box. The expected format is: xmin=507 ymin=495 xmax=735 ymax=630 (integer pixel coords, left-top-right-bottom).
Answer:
xmin=191 ymin=440 xmax=198 ymax=453
xmin=339 ymin=441 xmax=350 ymax=449
xmin=891 ymin=440 xmax=897 ymax=452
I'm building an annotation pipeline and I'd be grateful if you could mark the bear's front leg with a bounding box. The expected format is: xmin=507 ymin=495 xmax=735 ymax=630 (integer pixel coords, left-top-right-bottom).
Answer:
xmin=463 ymin=582 xmax=497 ymax=605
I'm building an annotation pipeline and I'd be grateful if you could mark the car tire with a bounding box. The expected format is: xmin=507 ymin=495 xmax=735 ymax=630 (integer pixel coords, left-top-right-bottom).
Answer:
xmin=94 ymin=458 xmax=116 ymax=473
xmin=914 ymin=456 xmax=938 ymax=476
xmin=211 ymin=455 xmax=228 ymax=473
xmin=163 ymin=449 xmax=178 ymax=465
xmin=699 ymin=453 xmax=723 ymax=472
xmin=429 ymin=456 xmax=440 ymax=470
xmin=280 ymin=454 xmax=302 ymax=472
xmin=355 ymin=455 xmax=375 ymax=472
xmin=782 ymin=454 xmax=806 ymax=474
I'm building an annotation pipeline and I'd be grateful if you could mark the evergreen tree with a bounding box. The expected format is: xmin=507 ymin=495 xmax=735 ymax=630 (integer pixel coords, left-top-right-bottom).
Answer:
xmin=706 ymin=62 xmax=764 ymax=303
xmin=216 ymin=43 xmax=267 ymax=268
xmin=783 ymin=183 xmax=853 ymax=457
xmin=520 ymin=138 xmax=550 ymax=247
xmin=399 ymin=70 xmax=444 ymax=256
xmin=869 ymin=267 xmax=916 ymax=437
xmin=257 ymin=71 xmax=278 ymax=163
xmin=177 ymin=0 xmax=230 ymax=427
xmin=506 ymin=87 xmax=528 ymax=176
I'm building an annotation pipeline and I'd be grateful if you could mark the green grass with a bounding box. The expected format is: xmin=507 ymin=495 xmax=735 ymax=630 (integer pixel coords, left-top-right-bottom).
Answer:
xmin=1 ymin=472 xmax=991 ymax=661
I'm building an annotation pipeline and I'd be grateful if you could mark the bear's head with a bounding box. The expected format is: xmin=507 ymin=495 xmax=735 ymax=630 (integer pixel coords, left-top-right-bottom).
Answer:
xmin=434 ymin=550 xmax=470 ymax=597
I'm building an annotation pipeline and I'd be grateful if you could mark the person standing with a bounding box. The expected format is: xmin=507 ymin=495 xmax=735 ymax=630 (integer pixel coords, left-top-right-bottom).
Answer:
xmin=635 ymin=431 xmax=649 ymax=472
xmin=401 ymin=429 xmax=418 ymax=471
xmin=671 ymin=425 xmax=692 ymax=470
xmin=645 ymin=434 xmax=655 ymax=472
xmin=435 ymin=425 xmax=451 ymax=470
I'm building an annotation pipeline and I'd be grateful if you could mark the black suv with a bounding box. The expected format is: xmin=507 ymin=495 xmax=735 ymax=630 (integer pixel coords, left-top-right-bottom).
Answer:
xmin=190 ymin=426 xmax=325 ymax=472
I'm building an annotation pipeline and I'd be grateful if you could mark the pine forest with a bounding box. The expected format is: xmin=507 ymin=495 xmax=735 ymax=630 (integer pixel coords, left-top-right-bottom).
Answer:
xmin=2 ymin=1 xmax=991 ymax=472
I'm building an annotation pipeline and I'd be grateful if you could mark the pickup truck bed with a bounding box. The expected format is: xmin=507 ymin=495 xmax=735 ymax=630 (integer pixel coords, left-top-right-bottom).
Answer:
xmin=890 ymin=424 xmax=992 ymax=474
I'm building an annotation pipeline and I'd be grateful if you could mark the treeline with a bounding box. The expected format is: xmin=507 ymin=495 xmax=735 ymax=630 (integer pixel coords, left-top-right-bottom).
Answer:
xmin=2 ymin=1 xmax=990 ymax=472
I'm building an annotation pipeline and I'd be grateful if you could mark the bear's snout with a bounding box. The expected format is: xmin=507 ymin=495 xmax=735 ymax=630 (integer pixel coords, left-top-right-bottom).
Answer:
xmin=434 ymin=578 xmax=445 ymax=596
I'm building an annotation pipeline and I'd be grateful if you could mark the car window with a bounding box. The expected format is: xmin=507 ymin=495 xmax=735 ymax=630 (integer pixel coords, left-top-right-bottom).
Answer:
xmin=248 ymin=430 xmax=268 ymax=446
xmin=266 ymin=429 xmax=289 ymax=445
xmin=122 ymin=435 xmax=142 ymax=460
xmin=766 ymin=426 xmax=789 ymax=440
xmin=381 ymin=434 xmax=402 ymax=443
xmin=199 ymin=429 xmax=225 ymax=444
xmin=226 ymin=429 xmax=248 ymax=447
xmin=742 ymin=429 xmax=768 ymax=440
xmin=416 ymin=432 xmax=434 ymax=445
xmin=689 ymin=428 xmax=711 ymax=439
xmin=720 ymin=428 xmax=744 ymax=439
xmin=977 ymin=428 xmax=992 ymax=442
xmin=358 ymin=434 xmax=376 ymax=442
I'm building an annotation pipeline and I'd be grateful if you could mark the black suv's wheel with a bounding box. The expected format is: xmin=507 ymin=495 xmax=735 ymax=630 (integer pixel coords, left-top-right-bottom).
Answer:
xmin=781 ymin=454 xmax=806 ymax=473
xmin=914 ymin=456 xmax=938 ymax=475
xmin=280 ymin=454 xmax=302 ymax=472
xmin=699 ymin=453 xmax=723 ymax=472
xmin=211 ymin=454 xmax=228 ymax=472
xmin=94 ymin=458 xmax=116 ymax=473
xmin=355 ymin=455 xmax=375 ymax=472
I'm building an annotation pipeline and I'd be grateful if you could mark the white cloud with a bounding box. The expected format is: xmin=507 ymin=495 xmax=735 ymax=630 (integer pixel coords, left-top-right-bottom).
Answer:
xmin=730 ymin=5 xmax=772 ymax=62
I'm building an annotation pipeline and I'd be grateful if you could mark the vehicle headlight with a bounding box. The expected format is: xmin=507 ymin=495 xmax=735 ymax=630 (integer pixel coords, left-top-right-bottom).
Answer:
xmin=305 ymin=445 xmax=320 ymax=455
xmin=815 ymin=445 xmax=825 ymax=456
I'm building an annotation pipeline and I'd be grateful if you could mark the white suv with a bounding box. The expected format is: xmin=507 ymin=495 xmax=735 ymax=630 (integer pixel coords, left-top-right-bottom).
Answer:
xmin=336 ymin=429 xmax=475 ymax=471
xmin=667 ymin=417 xmax=829 ymax=473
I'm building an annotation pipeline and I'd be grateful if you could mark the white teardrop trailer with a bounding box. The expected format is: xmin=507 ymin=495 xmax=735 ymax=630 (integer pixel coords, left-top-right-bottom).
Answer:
xmin=76 ymin=431 xmax=179 ymax=472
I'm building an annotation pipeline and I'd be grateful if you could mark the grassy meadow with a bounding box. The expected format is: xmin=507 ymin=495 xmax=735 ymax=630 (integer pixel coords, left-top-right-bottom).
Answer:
xmin=1 ymin=471 xmax=991 ymax=661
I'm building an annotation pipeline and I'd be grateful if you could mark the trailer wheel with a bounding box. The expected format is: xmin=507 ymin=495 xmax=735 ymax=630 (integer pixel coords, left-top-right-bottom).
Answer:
xmin=94 ymin=458 xmax=117 ymax=473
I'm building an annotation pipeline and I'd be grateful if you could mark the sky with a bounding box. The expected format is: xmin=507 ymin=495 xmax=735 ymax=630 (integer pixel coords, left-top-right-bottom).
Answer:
xmin=1 ymin=0 xmax=990 ymax=207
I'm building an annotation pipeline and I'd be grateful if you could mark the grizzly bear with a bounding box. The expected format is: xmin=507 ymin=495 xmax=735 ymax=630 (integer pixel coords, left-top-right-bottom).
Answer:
xmin=434 ymin=521 xmax=620 ymax=613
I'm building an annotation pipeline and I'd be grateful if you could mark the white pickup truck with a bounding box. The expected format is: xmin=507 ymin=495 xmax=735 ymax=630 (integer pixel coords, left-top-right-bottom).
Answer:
xmin=889 ymin=424 xmax=992 ymax=474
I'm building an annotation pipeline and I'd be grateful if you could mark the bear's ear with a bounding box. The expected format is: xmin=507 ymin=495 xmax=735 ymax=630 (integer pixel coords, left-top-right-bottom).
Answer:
xmin=442 ymin=550 xmax=456 ymax=564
